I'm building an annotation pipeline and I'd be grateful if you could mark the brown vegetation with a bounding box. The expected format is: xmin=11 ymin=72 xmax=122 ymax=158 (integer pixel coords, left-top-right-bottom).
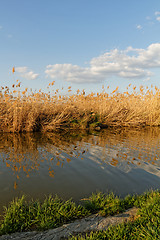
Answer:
xmin=1 ymin=82 xmax=160 ymax=132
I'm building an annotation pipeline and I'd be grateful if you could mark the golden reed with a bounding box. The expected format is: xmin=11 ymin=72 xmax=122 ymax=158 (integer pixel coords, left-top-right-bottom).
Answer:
xmin=0 ymin=81 xmax=160 ymax=132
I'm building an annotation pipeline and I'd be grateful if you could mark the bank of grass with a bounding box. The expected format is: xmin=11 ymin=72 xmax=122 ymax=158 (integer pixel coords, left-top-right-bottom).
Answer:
xmin=0 ymin=195 xmax=89 ymax=235
xmin=1 ymin=83 xmax=160 ymax=132
xmin=0 ymin=190 xmax=159 ymax=237
xmin=70 ymin=191 xmax=160 ymax=240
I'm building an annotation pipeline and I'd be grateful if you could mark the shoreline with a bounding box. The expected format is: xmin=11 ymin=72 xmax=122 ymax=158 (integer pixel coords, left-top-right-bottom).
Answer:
xmin=0 ymin=207 xmax=138 ymax=240
xmin=0 ymin=190 xmax=159 ymax=239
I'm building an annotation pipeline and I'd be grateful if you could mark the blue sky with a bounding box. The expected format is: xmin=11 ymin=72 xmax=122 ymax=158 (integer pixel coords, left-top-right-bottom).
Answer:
xmin=0 ymin=0 xmax=160 ymax=94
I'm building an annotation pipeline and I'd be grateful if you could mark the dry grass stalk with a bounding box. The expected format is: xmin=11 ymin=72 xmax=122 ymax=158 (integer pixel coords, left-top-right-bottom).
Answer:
xmin=1 ymin=83 xmax=160 ymax=132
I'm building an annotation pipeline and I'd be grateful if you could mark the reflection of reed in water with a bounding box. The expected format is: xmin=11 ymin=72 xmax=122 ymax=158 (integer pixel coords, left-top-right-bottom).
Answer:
xmin=87 ymin=128 xmax=160 ymax=174
xmin=0 ymin=132 xmax=89 ymax=189
xmin=0 ymin=133 xmax=41 ymax=189
xmin=0 ymin=127 xmax=160 ymax=189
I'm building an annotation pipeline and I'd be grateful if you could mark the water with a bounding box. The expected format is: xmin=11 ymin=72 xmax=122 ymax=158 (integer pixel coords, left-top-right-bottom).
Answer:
xmin=0 ymin=128 xmax=160 ymax=215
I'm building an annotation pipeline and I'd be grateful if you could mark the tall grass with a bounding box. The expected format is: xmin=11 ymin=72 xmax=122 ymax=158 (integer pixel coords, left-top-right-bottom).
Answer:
xmin=1 ymin=82 xmax=160 ymax=132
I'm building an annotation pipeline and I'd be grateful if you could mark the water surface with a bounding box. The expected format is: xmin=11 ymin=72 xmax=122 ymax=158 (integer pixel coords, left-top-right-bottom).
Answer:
xmin=0 ymin=128 xmax=160 ymax=215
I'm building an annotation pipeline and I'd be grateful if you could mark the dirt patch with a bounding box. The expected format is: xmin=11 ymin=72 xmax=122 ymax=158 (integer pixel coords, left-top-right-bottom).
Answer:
xmin=0 ymin=207 xmax=138 ymax=240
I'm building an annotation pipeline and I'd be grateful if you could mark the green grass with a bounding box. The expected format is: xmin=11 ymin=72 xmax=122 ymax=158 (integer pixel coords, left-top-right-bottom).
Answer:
xmin=0 ymin=195 xmax=89 ymax=235
xmin=70 ymin=191 xmax=160 ymax=240
xmin=0 ymin=190 xmax=159 ymax=238
xmin=82 ymin=192 xmax=136 ymax=216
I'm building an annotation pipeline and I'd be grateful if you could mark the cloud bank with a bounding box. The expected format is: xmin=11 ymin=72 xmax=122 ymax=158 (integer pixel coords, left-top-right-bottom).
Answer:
xmin=45 ymin=43 xmax=160 ymax=83
xmin=16 ymin=67 xmax=39 ymax=80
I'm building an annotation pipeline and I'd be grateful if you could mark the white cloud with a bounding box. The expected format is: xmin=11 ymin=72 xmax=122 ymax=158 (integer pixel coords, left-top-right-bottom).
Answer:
xmin=22 ymin=71 xmax=39 ymax=80
xmin=45 ymin=43 xmax=160 ymax=83
xmin=155 ymin=11 xmax=160 ymax=21
xmin=15 ymin=66 xmax=39 ymax=80
xmin=0 ymin=26 xmax=2 ymax=29
xmin=45 ymin=64 xmax=102 ymax=83
xmin=156 ymin=16 xmax=160 ymax=22
xmin=136 ymin=24 xmax=142 ymax=30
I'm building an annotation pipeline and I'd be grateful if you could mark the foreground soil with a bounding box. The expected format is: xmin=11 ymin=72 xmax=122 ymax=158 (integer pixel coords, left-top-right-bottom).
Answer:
xmin=0 ymin=207 xmax=137 ymax=240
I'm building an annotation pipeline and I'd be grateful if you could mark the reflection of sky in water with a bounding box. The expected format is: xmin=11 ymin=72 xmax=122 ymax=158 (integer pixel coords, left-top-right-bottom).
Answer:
xmin=0 ymin=128 xmax=160 ymax=214
xmin=88 ymin=141 xmax=160 ymax=176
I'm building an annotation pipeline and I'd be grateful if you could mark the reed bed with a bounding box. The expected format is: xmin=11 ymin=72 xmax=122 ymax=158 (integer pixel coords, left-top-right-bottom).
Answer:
xmin=1 ymin=82 xmax=160 ymax=132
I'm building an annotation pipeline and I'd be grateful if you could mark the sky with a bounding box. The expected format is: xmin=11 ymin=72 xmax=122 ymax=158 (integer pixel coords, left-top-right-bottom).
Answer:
xmin=0 ymin=0 xmax=160 ymax=94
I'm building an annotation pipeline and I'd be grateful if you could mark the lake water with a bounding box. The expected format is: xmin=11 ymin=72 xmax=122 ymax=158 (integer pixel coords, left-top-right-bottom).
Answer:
xmin=0 ymin=127 xmax=160 ymax=215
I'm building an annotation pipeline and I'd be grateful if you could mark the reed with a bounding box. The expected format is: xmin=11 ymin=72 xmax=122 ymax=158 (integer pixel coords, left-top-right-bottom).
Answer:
xmin=1 ymin=82 xmax=160 ymax=132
